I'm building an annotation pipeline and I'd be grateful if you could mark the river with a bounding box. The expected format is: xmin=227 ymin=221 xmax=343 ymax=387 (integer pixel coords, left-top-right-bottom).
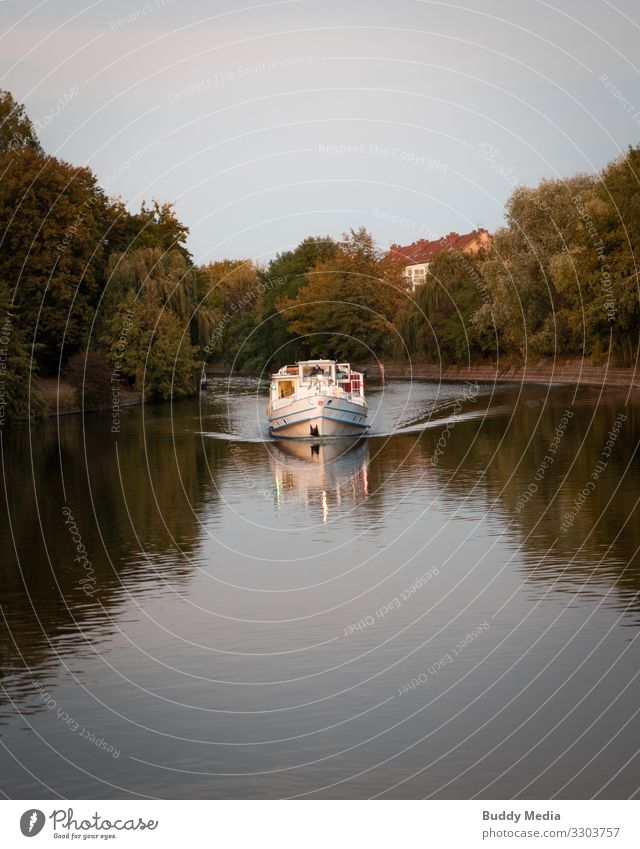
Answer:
xmin=1 ymin=378 xmax=639 ymax=799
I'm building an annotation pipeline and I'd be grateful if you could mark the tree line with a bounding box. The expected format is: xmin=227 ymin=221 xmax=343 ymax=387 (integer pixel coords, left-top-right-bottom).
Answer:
xmin=172 ymin=144 xmax=640 ymax=375
xmin=1 ymin=87 xmax=639 ymax=423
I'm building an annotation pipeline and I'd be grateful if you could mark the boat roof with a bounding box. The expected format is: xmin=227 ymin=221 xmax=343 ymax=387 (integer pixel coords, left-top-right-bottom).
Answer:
xmin=271 ymin=359 xmax=353 ymax=376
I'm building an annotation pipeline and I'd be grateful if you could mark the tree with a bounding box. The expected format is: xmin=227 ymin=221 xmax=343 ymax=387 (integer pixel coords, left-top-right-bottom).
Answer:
xmin=474 ymin=175 xmax=597 ymax=359
xmin=396 ymin=249 xmax=490 ymax=363
xmin=590 ymin=146 xmax=640 ymax=364
xmin=103 ymin=249 xmax=203 ymax=400
xmin=0 ymin=280 xmax=46 ymax=422
xmin=105 ymin=200 xmax=191 ymax=261
xmin=238 ymin=237 xmax=338 ymax=367
xmin=0 ymin=147 xmax=109 ymax=371
xmin=142 ymin=311 xmax=199 ymax=400
xmin=65 ymin=350 xmax=113 ymax=408
xmin=197 ymin=259 xmax=262 ymax=363
xmin=0 ymin=90 xmax=42 ymax=156
xmin=280 ymin=228 xmax=408 ymax=361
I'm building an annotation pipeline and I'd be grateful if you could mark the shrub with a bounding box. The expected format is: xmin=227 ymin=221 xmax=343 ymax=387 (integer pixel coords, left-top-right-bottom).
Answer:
xmin=65 ymin=351 xmax=113 ymax=409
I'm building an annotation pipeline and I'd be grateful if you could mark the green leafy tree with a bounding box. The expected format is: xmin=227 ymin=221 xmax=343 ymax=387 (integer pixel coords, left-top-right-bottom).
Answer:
xmin=397 ymin=249 xmax=490 ymax=363
xmin=590 ymin=146 xmax=640 ymax=364
xmin=0 ymin=280 xmax=46 ymax=422
xmin=142 ymin=311 xmax=199 ymax=400
xmin=104 ymin=248 xmax=203 ymax=399
xmin=197 ymin=260 xmax=263 ymax=364
xmin=474 ymin=175 xmax=596 ymax=359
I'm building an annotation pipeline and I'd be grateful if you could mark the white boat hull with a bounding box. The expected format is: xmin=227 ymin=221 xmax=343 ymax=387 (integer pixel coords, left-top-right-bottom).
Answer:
xmin=269 ymin=395 xmax=367 ymax=438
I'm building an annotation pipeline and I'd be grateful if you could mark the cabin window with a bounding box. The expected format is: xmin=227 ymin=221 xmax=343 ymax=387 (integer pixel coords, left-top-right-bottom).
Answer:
xmin=278 ymin=380 xmax=295 ymax=399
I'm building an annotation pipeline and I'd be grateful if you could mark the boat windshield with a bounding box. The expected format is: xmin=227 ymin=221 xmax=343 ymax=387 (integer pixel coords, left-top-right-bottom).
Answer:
xmin=301 ymin=363 xmax=333 ymax=382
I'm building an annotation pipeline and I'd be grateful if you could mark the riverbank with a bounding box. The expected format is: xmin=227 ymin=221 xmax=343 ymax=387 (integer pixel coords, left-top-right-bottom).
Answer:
xmin=356 ymin=359 xmax=640 ymax=390
xmin=206 ymin=359 xmax=640 ymax=390
xmin=37 ymin=378 xmax=142 ymax=417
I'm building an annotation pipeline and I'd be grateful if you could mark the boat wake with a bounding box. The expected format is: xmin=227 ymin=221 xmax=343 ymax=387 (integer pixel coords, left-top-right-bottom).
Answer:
xmin=197 ymin=404 xmax=509 ymax=443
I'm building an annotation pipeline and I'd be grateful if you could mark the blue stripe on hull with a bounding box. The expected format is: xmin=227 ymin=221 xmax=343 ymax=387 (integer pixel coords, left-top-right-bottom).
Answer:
xmin=269 ymin=407 xmax=367 ymax=435
xmin=269 ymin=406 xmax=365 ymax=427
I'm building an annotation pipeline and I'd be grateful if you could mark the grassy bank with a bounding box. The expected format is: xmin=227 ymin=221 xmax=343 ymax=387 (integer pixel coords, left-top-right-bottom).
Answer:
xmin=37 ymin=378 xmax=142 ymax=417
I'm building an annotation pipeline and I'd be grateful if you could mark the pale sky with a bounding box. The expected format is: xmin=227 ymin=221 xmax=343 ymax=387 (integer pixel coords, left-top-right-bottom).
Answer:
xmin=1 ymin=0 xmax=639 ymax=264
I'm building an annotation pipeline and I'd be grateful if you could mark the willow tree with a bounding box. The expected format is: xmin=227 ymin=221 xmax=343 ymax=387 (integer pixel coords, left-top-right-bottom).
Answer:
xmin=473 ymin=174 xmax=599 ymax=360
xmin=396 ymin=249 xmax=490 ymax=364
xmin=102 ymin=248 xmax=209 ymax=399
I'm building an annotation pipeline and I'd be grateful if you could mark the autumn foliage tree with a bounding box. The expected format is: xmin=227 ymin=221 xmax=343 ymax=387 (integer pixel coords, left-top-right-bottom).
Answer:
xmin=0 ymin=89 xmax=42 ymax=156
xmin=0 ymin=147 xmax=109 ymax=371
xmin=279 ymin=228 xmax=408 ymax=361
xmin=65 ymin=350 xmax=113 ymax=408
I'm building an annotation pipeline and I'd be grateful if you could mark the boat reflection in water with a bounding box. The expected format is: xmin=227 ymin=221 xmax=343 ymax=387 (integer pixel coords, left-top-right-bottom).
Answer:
xmin=269 ymin=437 xmax=369 ymax=522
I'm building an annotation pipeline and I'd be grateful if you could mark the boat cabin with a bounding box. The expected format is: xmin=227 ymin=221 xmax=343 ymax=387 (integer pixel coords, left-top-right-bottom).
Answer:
xmin=270 ymin=360 xmax=363 ymax=404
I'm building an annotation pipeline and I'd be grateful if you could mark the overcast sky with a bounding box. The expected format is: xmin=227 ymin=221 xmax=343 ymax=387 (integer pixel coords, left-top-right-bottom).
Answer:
xmin=1 ymin=0 xmax=639 ymax=264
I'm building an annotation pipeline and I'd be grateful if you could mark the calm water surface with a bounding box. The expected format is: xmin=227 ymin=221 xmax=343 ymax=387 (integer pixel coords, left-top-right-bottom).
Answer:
xmin=1 ymin=378 xmax=640 ymax=799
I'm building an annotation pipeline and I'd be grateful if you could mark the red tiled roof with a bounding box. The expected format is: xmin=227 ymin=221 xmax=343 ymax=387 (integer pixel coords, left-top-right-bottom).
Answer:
xmin=390 ymin=229 xmax=490 ymax=264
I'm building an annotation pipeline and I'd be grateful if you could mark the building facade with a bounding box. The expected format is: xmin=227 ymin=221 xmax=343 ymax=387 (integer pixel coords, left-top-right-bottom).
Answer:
xmin=390 ymin=228 xmax=492 ymax=290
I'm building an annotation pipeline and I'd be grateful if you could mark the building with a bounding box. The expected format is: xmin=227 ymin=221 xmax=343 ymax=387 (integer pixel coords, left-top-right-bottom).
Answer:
xmin=390 ymin=228 xmax=492 ymax=290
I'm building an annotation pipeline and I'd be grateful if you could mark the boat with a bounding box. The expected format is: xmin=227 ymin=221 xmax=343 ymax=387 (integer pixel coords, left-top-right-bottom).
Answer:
xmin=267 ymin=360 xmax=368 ymax=438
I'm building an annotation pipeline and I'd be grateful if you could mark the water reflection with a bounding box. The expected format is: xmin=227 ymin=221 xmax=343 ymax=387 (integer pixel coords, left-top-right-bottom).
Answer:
xmin=0 ymin=405 xmax=223 ymax=705
xmin=2 ymin=380 xmax=640 ymax=798
xmin=269 ymin=438 xmax=369 ymax=521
